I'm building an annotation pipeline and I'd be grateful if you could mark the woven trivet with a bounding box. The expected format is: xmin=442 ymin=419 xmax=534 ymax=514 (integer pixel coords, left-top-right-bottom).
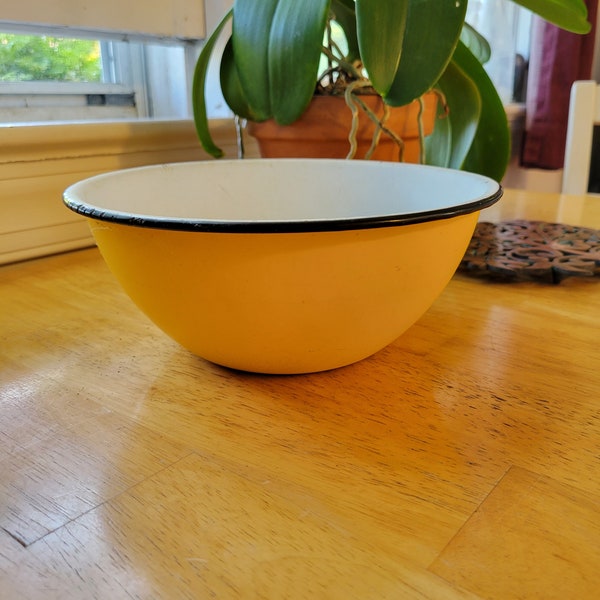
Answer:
xmin=459 ymin=220 xmax=600 ymax=283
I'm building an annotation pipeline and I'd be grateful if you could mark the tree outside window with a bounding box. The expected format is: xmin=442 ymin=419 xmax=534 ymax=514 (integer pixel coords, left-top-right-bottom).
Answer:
xmin=0 ymin=34 xmax=102 ymax=82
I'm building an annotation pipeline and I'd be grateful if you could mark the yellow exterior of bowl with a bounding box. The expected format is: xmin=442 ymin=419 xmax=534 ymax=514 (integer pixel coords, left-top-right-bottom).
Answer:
xmin=89 ymin=212 xmax=479 ymax=374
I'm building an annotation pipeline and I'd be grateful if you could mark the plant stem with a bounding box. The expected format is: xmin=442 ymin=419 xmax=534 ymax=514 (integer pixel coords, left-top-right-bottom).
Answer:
xmin=353 ymin=95 xmax=405 ymax=162
xmin=235 ymin=115 xmax=245 ymax=159
xmin=344 ymin=84 xmax=362 ymax=159
xmin=320 ymin=46 xmax=363 ymax=80
xmin=417 ymin=96 xmax=425 ymax=164
xmin=325 ymin=17 xmax=333 ymax=78
xmin=364 ymin=103 xmax=389 ymax=160
xmin=344 ymin=80 xmax=407 ymax=161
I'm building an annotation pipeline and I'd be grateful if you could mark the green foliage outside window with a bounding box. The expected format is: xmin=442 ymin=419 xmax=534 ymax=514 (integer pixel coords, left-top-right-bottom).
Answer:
xmin=0 ymin=34 xmax=102 ymax=82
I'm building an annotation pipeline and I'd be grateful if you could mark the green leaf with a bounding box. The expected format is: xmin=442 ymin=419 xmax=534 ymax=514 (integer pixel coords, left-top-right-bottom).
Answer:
xmin=460 ymin=22 xmax=491 ymax=65
xmin=511 ymin=0 xmax=591 ymax=34
xmin=355 ymin=0 xmax=409 ymax=96
xmin=425 ymin=104 xmax=452 ymax=169
xmin=384 ymin=0 xmax=468 ymax=107
xmin=331 ymin=0 xmax=359 ymax=62
xmin=268 ymin=0 xmax=331 ymax=125
xmin=425 ymin=60 xmax=482 ymax=171
xmin=232 ymin=0 xmax=280 ymax=120
xmin=220 ymin=38 xmax=260 ymax=122
xmin=191 ymin=9 xmax=233 ymax=159
xmin=452 ymin=41 xmax=511 ymax=181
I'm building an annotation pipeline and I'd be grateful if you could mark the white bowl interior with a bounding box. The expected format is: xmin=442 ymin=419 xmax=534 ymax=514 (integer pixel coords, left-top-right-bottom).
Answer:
xmin=64 ymin=159 xmax=500 ymax=226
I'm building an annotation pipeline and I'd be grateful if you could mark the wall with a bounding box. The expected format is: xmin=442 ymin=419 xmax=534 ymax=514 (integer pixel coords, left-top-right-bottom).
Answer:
xmin=501 ymin=103 xmax=565 ymax=193
xmin=0 ymin=119 xmax=259 ymax=265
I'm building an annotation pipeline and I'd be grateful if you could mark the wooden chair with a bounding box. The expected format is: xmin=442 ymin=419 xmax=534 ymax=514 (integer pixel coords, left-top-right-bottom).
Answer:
xmin=562 ymin=80 xmax=600 ymax=194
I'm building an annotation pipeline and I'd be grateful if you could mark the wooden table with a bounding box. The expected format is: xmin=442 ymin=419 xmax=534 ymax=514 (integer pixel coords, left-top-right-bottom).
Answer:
xmin=1 ymin=188 xmax=599 ymax=599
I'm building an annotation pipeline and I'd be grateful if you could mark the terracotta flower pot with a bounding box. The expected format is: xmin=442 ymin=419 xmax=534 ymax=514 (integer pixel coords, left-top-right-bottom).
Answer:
xmin=246 ymin=92 xmax=438 ymax=162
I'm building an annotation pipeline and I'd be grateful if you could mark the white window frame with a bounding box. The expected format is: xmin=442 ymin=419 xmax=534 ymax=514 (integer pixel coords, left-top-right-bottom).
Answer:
xmin=0 ymin=29 xmax=203 ymax=122
xmin=0 ymin=0 xmax=206 ymax=41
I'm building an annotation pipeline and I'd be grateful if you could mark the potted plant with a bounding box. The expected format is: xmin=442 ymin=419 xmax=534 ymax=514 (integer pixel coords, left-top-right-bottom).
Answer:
xmin=192 ymin=0 xmax=591 ymax=181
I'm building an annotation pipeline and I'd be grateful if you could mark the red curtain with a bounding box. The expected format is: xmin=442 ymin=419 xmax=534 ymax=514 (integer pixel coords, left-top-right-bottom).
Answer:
xmin=521 ymin=0 xmax=598 ymax=169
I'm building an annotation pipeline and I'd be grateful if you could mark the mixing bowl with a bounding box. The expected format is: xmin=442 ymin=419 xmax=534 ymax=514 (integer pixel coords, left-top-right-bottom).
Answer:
xmin=63 ymin=159 xmax=501 ymax=374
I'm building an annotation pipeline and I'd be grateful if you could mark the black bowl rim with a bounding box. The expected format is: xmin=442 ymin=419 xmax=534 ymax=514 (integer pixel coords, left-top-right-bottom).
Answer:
xmin=63 ymin=161 xmax=503 ymax=234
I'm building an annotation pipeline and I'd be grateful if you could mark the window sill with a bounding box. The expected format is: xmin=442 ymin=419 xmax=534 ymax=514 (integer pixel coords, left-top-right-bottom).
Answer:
xmin=0 ymin=118 xmax=254 ymax=265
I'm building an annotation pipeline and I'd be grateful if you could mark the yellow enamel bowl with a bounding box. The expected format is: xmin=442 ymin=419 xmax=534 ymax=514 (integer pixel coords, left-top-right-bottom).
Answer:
xmin=64 ymin=159 xmax=501 ymax=374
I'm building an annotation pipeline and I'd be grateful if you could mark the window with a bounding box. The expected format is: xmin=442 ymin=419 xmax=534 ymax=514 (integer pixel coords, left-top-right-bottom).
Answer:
xmin=0 ymin=0 xmax=210 ymax=124
xmin=466 ymin=0 xmax=533 ymax=104
xmin=0 ymin=29 xmax=199 ymax=122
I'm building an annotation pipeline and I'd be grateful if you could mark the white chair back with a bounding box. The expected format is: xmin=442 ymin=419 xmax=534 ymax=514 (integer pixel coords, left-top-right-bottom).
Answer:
xmin=562 ymin=80 xmax=600 ymax=194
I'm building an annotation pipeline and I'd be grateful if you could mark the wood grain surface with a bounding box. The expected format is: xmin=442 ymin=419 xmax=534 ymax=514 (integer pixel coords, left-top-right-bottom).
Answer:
xmin=1 ymin=189 xmax=599 ymax=599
